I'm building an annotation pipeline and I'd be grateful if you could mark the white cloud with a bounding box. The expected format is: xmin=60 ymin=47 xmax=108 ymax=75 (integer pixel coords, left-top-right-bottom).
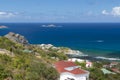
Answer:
xmin=102 ymin=7 xmax=120 ymax=17
xmin=0 ymin=11 xmax=18 ymax=18
xmin=102 ymin=10 xmax=109 ymax=15
xmin=111 ymin=7 xmax=120 ymax=16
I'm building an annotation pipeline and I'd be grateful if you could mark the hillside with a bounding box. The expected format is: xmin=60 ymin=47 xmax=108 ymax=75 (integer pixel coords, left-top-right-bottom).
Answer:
xmin=1 ymin=32 xmax=120 ymax=80
xmin=0 ymin=33 xmax=69 ymax=80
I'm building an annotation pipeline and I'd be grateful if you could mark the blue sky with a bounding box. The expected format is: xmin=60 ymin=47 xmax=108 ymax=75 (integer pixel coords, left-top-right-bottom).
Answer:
xmin=0 ymin=0 xmax=120 ymax=22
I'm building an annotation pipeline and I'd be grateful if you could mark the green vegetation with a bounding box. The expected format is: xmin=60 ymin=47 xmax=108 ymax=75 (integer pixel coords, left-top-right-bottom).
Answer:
xmin=88 ymin=62 xmax=120 ymax=80
xmin=1 ymin=36 xmax=120 ymax=80
xmin=0 ymin=37 xmax=67 ymax=80
xmin=75 ymin=61 xmax=120 ymax=80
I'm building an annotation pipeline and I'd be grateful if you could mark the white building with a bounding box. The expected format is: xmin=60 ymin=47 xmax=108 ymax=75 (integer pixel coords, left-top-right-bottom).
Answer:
xmin=54 ymin=61 xmax=90 ymax=80
xmin=39 ymin=44 xmax=54 ymax=50
xmin=86 ymin=61 xmax=93 ymax=68
xmin=68 ymin=58 xmax=85 ymax=63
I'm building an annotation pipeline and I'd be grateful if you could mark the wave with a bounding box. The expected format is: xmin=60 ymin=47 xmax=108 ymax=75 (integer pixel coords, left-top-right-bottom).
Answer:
xmin=89 ymin=40 xmax=104 ymax=43
xmin=96 ymin=40 xmax=104 ymax=43
xmin=95 ymin=56 xmax=120 ymax=61
xmin=76 ymin=55 xmax=120 ymax=61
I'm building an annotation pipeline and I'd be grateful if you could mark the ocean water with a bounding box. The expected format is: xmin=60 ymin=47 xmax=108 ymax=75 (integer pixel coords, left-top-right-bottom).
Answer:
xmin=0 ymin=23 xmax=120 ymax=57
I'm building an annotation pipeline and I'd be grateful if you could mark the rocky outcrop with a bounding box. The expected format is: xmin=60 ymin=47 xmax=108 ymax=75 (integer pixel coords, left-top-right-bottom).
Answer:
xmin=0 ymin=48 xmax=14 ymax=57
xmin=4 ymin=32 xmax=29 ymax=45
xmin=36 ymin=44 xmax=85 ymax=56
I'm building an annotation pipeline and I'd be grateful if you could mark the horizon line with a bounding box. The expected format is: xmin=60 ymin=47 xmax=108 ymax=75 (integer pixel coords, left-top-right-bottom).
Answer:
xmin=0 ymin=22 xmax=120 ymax=24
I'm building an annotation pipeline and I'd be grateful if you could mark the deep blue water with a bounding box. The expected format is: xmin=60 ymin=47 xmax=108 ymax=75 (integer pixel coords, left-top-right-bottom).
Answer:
xmin=0 ymin=23 xmax=120 ymax=57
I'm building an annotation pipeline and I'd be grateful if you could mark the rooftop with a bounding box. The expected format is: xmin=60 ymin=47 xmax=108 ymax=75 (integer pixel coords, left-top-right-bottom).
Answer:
xmin=54 ymin=61 xmax=88 ymax=75
xmin=101 ymin=68 xmax=116 ymax=74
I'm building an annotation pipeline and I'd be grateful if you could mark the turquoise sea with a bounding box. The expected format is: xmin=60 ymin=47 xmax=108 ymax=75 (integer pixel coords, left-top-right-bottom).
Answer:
xmin=0 ymin=23 xmax=120 ymax=58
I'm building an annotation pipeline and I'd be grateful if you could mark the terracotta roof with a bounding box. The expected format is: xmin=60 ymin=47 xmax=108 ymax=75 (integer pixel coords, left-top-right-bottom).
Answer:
xmin=111 ymin=68 xmax=120 ymax=73
xmin=54 ymin=61 xmax=88 ymax=75
xmin=55 ymin=61 xmax=77 ymax=67
xmin=111 ymin=62 xmax=118 ymax=65
xmin=86 ymin=62 xmax=92 ymax=64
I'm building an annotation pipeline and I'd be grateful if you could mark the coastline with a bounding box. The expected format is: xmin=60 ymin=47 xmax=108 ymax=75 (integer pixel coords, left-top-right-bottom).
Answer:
xmin=0 ymin=23 xmax=120 ymax=62
xmin=1 ymin=31 xmax=120 ymax=62
xmin=33 ymin=43 xmax=120 ymax=62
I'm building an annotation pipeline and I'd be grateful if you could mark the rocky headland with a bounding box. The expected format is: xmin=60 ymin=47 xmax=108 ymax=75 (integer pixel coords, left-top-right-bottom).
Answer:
xmin=4 ymin=32 xmax=84 ymax=56
xmin=4 ymin=32 xmax=29 ymax=45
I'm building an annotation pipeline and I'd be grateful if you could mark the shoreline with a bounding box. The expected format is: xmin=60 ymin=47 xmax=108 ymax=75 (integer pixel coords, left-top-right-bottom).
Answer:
xmin=3 ymin=31 xmax=120 ymax=62
xmin=32 ymin=43 xmax=120 ymax=61
xmin=67 ymin=54 xmax=120 ymax=62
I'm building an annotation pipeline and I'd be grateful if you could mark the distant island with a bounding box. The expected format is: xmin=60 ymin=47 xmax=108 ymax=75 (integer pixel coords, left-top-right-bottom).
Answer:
xmin=0 ymin=25 xmax=8 ymax=29
xmin=41 ymin=24 xmax=62 ymax=28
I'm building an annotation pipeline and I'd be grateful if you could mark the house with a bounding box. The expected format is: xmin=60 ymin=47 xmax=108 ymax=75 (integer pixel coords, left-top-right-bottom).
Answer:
xmin=110 ymin=62 xmax=118 ymax=68
xmin=68 ymin=58 xmax=85 ymax=63
xmin=86 ymin=61 xmax=93 ymax=68
xmin=101 ymin=68 xmax=116 ymax=74
xmin=103 ymin=65 xmax=110 ymax=68
xmin=23 ymin=49 xmax=32 ymax=53
xmin=54 ymin=61 xmax=90 ymax=80
xmin=111 ymin=68 xmax=120 ymax=74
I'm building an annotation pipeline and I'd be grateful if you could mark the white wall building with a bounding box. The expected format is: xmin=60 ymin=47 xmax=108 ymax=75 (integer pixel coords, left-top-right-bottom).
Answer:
xmin=86 ymin=61 xmax=93 ymax=68
xmin=54 ymin=61 xmax=90 ymax=80
xmin=68 ymin=58 xmax=85 ymax=63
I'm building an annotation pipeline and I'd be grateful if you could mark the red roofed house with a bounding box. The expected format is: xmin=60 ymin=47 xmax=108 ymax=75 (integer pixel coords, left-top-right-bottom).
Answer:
xmin=86 ymin=61 xmax=93 ymax=68
xmin=54 ymin=61 xmax=90 ymax=80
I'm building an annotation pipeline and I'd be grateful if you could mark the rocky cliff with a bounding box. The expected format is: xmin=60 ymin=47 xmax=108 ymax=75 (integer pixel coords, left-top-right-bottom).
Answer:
xmin=4 ymin=32 xmax=29 ymax=45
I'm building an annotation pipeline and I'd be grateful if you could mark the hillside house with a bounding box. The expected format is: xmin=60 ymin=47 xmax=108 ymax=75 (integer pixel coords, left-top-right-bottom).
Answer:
xmin=54 ymin=61 xmax=90 ymax=80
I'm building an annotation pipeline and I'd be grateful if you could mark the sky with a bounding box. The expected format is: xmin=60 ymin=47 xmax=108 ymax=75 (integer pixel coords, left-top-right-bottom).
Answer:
xmin=0 ymin=0 xmax=120 ymax=23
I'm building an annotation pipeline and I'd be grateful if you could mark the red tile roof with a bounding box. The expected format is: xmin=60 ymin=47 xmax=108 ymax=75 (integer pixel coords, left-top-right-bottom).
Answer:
xmin=111 ymin=62 xmax=118 ymax=65
xmin=54 ymin=61 xmax=88 ymax=75
xmin=111 ymin=68 xmax=120 ymax=73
